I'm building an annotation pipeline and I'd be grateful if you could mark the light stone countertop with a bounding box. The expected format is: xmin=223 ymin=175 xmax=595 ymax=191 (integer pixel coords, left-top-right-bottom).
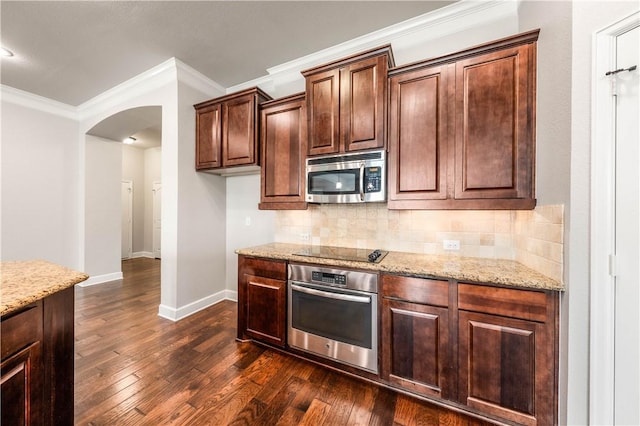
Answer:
xmin=1 ymin=260 xmax=89 ymax=316
xmin=236 ymin=242 xmax=564 ymax=291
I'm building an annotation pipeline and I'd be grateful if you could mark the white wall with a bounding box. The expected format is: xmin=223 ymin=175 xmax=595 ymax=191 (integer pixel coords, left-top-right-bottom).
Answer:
xmin=0 ymin=101 xmax=81 ymax=269
xmin=122 ymin=144 xmax=145 ymax=253
xmin=173 ymin=80 xmax=227 ymax=310
xmin=84 ymin=135 xmax=122 ymax=278
xmin=225 ymin=174 xmax=276 ymax=294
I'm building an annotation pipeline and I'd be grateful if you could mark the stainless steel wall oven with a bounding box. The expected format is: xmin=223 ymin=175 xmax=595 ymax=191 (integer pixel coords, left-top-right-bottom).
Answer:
xmin=287 ymin=263 xmax=378 ymax=373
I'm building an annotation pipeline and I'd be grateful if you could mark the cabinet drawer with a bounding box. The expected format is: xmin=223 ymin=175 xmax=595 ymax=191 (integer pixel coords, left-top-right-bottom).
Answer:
xmin=382 ymin=275 xmax=448 ymax=307
xmin=458 ymin=283 xmax=548 ymax=322
xmin=1 ymin=302 xmax=43 ymax=360
xmin=240 ymin=257 xmax=287 ymax=281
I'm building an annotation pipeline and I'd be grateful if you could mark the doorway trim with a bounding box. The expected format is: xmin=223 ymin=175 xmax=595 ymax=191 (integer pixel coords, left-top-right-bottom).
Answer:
xmin=121 ymin=180 xmax=133 ymax=260
xmin=589 ymin=11 xmax=640 ymax=425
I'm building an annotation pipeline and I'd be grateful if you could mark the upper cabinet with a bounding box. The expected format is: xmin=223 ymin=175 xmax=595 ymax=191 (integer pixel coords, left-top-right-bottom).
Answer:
xmin=259 ymin=93 xmax=308 ymax=210
xmin=194 ymin=87 xmax=272 ymax=174
xmin=388 ymin=30 xmax=539 ymax=210
xmin=302 ymin=45 xmax=395 ymax=156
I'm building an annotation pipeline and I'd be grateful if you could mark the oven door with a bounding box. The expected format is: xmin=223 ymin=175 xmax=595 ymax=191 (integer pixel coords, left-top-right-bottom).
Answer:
xmin=288 ymin=281 xmax=378 ymax=373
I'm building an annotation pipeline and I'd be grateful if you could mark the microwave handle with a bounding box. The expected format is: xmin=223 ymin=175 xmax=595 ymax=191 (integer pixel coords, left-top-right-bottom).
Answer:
xmin=359 ymin=163 xmax=365 ymax=201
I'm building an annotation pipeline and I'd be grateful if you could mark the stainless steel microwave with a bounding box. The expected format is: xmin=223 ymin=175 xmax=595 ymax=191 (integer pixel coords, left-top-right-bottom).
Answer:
xmin=305 ymin=150 xmax=386 ymax=204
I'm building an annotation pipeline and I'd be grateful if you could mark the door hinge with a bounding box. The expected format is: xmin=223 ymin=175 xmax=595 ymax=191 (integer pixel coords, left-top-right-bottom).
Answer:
xmin=609 ymin=254 xmax=618 ymax=278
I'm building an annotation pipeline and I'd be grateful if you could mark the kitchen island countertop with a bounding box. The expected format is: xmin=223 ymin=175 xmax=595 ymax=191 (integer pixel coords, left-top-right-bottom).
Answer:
xmin=1 ymin=260 xmax=89 ymax=316
xmin=236 ymin=242 xmax=564 ymax=291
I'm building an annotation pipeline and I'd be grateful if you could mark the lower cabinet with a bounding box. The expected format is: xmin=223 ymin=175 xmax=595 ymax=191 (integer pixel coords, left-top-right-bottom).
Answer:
xmin=0 ymin=286 xmax=75 ymax=426
xmin=236 ymin=257 xmax=559 ymax=425
xmin=380 ymin=274 xmax=558 ymax=426
xmin=1 ymin=303 xmax=44 ymax=426
xmin=237 ymin=255 xmax=287 ymax=347
xmin=457 ymin=283 xmax=557 ymax=426
xmin=381 ymin=275 xmax=452 ymax=400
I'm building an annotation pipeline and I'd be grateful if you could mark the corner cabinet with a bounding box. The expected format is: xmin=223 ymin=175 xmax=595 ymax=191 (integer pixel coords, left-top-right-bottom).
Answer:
xmin=237 ymin=255 xmax=287 ymax=347
xmin=259 ymin=93 xmax=308 ymax=210
xmin=195 ymin=87 xmax=272 ymax=174
xmin=302 ymin=45 xmax=394 ymax=156
xmin=388 ymin=29 xmax=539 ymax=210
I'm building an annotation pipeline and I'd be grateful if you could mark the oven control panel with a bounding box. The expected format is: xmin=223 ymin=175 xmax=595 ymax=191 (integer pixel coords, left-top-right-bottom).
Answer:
xmin=312 ymin=271 xmax=346 ymax=286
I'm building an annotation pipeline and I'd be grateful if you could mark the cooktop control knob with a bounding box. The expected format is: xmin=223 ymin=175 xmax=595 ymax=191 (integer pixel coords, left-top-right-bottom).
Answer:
xmin=368 ymin=249 xmax=382 ymax=262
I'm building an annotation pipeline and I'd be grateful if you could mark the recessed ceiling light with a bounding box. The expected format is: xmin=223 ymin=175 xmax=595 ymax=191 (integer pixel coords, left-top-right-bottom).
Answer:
xmin=1 ymin=47 xmax=14 ymax=58
xmin=123 ymin=137 xmax=136 ymax=144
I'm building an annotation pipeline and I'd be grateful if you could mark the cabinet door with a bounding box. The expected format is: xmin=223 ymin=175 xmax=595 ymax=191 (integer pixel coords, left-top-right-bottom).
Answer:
xmin=382 ymin=299 xmax=450 ymax=399
xmin=454 ymin=44 xmax=535 ymax=203
xmin=223 ymin=93 xmax=257 ymax=167
xmin=195 ymin=103 xmax=222 ymax=169
xmin=341 ymin=55 xmax=388 ymax=152
xmin=245 ymin=274 xmax=286 ymax=347
xmin=260 ymin=95 xmax=308 ymax=210
xmin=307 ymin=68 xmax=340 ymax=156
xmin=388 ymin=64 xmax=452 ymax=208
xmin=1 ymin=343 xmax=44 ymax=426
xmin=458 ymin=311 xmax=552 ymax=426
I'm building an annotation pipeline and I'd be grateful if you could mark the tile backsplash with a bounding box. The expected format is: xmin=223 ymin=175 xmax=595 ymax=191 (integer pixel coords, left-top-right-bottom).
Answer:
xmin=275 ymin=204 xmax=564 ymax=282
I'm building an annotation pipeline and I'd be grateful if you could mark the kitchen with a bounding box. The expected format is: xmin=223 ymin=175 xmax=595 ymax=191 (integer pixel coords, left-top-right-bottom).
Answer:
xmin=1 ymin=1 xmax=639 ymax=425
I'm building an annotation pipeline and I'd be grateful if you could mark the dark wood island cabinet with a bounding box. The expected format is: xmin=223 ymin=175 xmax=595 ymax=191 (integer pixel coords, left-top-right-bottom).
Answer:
xmin=1 ymin=260 xmax=87 ymax=426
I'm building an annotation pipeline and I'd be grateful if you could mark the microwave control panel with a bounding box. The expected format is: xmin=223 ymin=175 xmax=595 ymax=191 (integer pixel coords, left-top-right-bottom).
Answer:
xmin=364 ymin=167 xmax=383 ymax=193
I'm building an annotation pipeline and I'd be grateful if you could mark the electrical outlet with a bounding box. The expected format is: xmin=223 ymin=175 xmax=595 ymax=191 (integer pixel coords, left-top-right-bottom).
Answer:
xmin=300 ymin=233 xmax=310 ymax=241
xmin=443 ymin=239 xmax=460 ymax=251
xmin=244 ymin=216 xmax=251 ymax=226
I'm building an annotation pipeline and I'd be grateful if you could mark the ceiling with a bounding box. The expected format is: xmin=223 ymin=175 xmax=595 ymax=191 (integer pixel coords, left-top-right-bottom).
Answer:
xmin=1 ymin=1 xmax=455 ymax=147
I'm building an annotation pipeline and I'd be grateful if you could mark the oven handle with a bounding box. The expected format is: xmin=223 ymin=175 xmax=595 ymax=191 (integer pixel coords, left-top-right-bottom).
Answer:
xmin=291 ymin=283 xmax=371 ymax=304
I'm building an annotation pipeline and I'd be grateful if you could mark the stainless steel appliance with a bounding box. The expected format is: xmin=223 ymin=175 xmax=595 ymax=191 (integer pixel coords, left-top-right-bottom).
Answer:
xmin=288 ymin=263 xmax=379 ymax=373
xmin=305 ymin=149 xmax=386 ymax=204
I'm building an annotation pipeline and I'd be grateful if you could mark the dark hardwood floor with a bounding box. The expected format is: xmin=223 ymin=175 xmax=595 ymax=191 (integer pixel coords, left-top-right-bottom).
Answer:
xmin=74 ymin=257 xmax=494 ymax=425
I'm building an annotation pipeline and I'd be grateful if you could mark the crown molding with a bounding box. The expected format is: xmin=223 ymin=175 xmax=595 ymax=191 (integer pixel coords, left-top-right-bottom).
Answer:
xmin=1 ymin=84 xmax=78 ymax=119
xmin=175 ymin=58 xmax=225 ymax=98
xmin=227 ymin=0 xmax=518 ymax=94
xmin=77 ymin=58 xmax=179 ymax=121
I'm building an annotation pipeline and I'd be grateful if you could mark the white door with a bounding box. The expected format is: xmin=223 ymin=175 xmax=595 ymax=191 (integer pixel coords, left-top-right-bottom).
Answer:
xmin=152 ymin=182 xmax=162 ymax=259
xmin=121 ymin=180 xmax=133 ymax=260
xmin=613 ymin=24 xmax=639 ymax=425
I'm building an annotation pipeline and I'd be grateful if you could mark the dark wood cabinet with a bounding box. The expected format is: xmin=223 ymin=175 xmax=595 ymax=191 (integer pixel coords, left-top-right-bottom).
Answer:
xmin=1 ymin=286 xmax=75 ymax=426
xmin=457 ymin=283 xmax=557 ymax=426
xmin=237 ymin=255 xmax=287 ymax=347
xmin=388 ymin=63 xmax=452 ymax=208
xmin=194 ymin=87 xmax=272 ymax=173
xmin=388 ymin=30 xmax=538 ymax=210
xmin=303 ymin=45 xmax=394 ymax=156
xmin=1 ymin=303 xmax=44 ymax=426
xmin=259 ymin=93 xmax=308 ymax=210
xmin=381 ymin=275 xmax=452 ymax=400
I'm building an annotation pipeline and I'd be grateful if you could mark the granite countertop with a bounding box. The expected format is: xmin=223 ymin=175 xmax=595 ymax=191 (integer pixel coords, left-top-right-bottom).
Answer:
xmin=1 ymin=260 xmax=89 ymax=316
xmin=236 ymin=242 xmax=564 ymax=291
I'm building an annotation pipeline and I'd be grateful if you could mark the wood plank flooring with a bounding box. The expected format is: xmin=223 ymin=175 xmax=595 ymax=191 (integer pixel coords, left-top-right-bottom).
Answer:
xmin=74 ymin=258 xmax=495 ymax=425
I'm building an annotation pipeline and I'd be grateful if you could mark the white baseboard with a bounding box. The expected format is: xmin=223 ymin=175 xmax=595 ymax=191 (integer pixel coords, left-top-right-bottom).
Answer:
xmin=158 ymin=289 xmax=238 ymax=322
xmin=131 ymin=251 xmax=155 ymax=259
xmin=78 ymin=272 xmax=123 ymax=287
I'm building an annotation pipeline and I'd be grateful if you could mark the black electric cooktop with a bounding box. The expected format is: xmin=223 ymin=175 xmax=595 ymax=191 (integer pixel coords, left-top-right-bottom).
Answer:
xmin=295 ymin=245 xmax=388 ymax=263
